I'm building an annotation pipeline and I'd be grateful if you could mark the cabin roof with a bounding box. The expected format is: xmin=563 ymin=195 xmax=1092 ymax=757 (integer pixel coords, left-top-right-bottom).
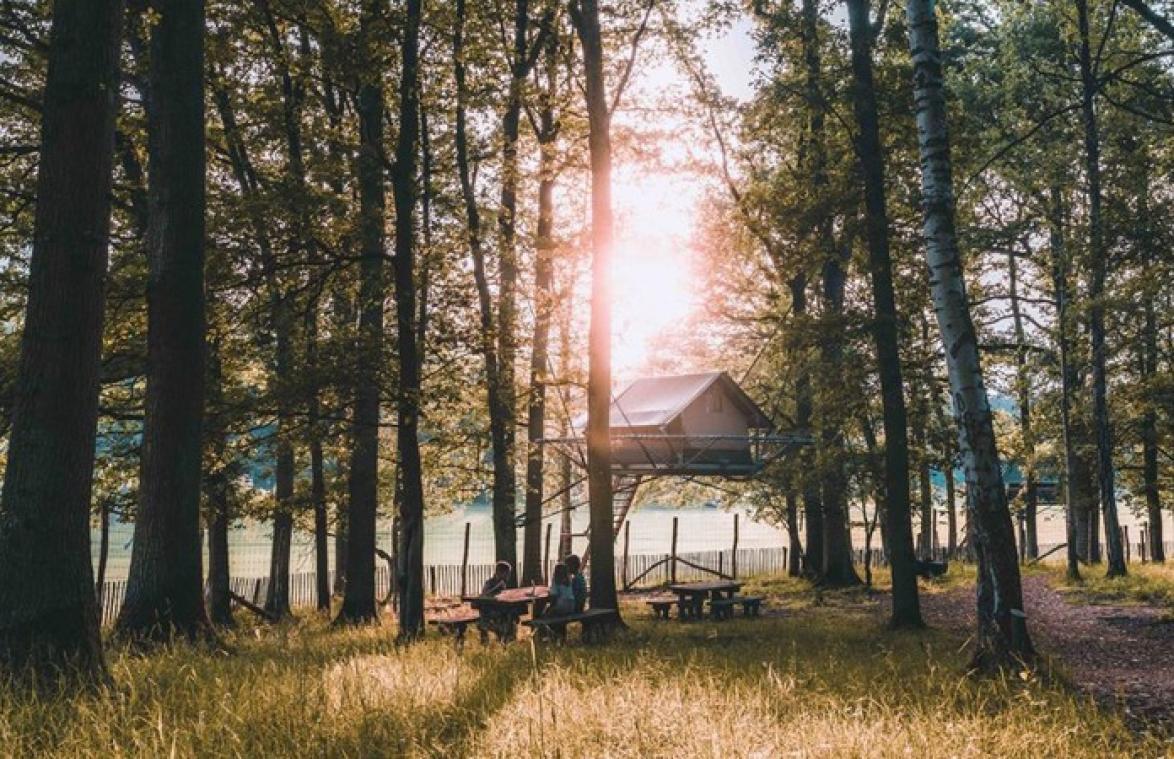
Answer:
xmin=575 ymin=371 xmax=773 ymax=431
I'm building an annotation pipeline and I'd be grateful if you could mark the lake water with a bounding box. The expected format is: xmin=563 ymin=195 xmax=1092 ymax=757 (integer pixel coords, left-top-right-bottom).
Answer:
xmin=93 ymin=499 xmax=1168 ymax=581
xmin=92 ymin=503 xmax=789 ymax=581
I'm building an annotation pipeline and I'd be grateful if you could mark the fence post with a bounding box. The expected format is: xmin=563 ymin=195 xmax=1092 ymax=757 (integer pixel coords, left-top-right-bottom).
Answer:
xmin=732 ymin=513 xmax=739 ymax=579
xmin=543 ymin=522 xmax=552 ymax=584
xmin=670 ymin=516 xmax=678 ymax=584
xmin=460 ymin=522 xmax=470 ymax=597
xmin=1123 ymin=526 xmax=1130 ymax=563
xmin=429 ymin=565 xmax=437 ymax=597
xmin=623 ymin=520 xmax=630 ymax=589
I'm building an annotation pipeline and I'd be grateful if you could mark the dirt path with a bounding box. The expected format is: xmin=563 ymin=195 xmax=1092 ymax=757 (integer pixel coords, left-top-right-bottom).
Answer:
xmin=917 ymin=575 xmax=1174 ymax=734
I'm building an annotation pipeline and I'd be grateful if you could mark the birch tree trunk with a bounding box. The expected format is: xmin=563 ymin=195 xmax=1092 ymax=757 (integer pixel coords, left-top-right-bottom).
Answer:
xmin=0 ymin=0 xmax=122 ymax=680
xmin=906 ymin=0 xmax=1031 ymax=665
xmin=845 ymin=0 xmax=922 ymax=628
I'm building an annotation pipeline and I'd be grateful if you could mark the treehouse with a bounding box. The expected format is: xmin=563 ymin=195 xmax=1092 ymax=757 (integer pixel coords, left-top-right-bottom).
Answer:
xmin=573 ymin=371 xmax=783 ymax=477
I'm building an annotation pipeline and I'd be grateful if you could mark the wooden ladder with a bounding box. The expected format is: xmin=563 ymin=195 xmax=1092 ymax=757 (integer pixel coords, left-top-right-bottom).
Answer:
xmin=580 ymin=474 xmax=643 ymax=565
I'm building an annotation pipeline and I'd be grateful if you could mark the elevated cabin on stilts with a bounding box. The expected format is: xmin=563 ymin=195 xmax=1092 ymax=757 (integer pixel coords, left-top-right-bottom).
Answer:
xmin=576 ymin=371 xmax=775 ymax=476
xmin=542 ymin=371 xmax=809 ymax=570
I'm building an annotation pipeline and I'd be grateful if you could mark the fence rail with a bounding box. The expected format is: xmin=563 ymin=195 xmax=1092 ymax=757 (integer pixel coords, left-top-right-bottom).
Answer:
xmin=93 ymin=538 xmax=1174 ymax=627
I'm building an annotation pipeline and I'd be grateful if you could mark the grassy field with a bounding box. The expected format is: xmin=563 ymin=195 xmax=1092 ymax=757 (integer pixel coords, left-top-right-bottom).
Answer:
xmin=0 ymin=574 xmax=1165 ymax=758
xmin=1047 ymin=562 xmax=1174 ymax=612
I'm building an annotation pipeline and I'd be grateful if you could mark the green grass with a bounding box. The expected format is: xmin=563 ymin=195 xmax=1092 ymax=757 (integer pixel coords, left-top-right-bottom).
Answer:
xmin=0 ymin=576 xmax=1162 ymax=757
xmin=1049 ymin=562 xmax=1174 ymax=611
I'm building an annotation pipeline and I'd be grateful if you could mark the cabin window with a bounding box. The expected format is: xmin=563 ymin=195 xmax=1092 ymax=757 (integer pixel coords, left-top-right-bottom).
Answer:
xmin=706 ymin=390 xmax=723 ymax=413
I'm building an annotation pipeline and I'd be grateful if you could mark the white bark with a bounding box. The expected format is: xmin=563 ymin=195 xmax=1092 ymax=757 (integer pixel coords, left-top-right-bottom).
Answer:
xmin=906 ymin=0 xmax=1031 ymax=663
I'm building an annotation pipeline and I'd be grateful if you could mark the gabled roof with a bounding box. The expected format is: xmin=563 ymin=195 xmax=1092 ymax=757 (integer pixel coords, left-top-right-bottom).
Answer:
xmin=574 ymin=371 xmax=773 ymax=430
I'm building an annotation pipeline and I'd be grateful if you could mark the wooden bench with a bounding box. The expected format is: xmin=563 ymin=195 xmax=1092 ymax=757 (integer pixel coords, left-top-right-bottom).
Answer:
xmin=644 ymin=597 xmax=678 ymax=620
xmin=426 ymin=611 xmax=481 ymax=644
xmin=709 ymin=595 xmax=763 ymax=620
xmin=913 ymin=560 xmax=948 ymax=579
xmin=523 ymin=608 xmax=617 ymax=642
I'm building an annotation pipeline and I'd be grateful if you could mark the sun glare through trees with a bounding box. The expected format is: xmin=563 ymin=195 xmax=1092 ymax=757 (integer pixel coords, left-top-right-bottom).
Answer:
xmin=0 ymin=0 xmax=1170 ymax=753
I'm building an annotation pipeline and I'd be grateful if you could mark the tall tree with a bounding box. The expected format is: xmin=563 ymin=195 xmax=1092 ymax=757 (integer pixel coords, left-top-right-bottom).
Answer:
xmin=905 ymin=0 xmax=1031 ymax=664
xmin=393 ymin=0 xmax=426 ymax=640
xmin=1007 ymin=251 xmax=1038 ymax=559
xmin=0 ymin=0 xmax=122 ymax=680
xmin=1048 ymin=185 xmax=1082 ymax=581
xmin=571 ymin=0 xmax=621 ymax=618
xmin=337 ymin=0 xmax=387 ymax=624
xmin=204 ymin=334 xmax=235 ymax=627
xmin=1076 ymin=0 xmax=1126 ymax=577
xmin=800 ymin=0 xmax=859 ymax=587
xmin=845 ymin=0 xmax=921 ymax=628
xmin=523 ymin=18 xmax=562 ymax=585
xmin=117 ymin=0 xmax=211 ymax=642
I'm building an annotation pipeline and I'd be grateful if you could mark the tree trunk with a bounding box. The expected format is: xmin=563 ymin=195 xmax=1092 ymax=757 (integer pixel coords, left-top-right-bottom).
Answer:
xmin=906 ymin=0 xmax=1030 ymax=665
xmin=1047 ymin=187 xmax=1082 ymax=580
xmin=205 ymin=337 xmax=234 ymax=627
xmin=117 ymin=0 xmax=211 ymax=642
xmin=791 ymin=275 xmax=822 ymax=577
xmin=1076 ymin=0 xmax=1126 ymax=577
xmin=0 ymin=0 xmax=120 ymax=677
xmin=785 ymin=493 xmax=803 ymax=577
xmin=912 ymin=390 xmax=932 ymax=560
xmin=493 ymin=0 xmax=540 ymax=579
xmin=393 ymin=0 xmax=425 ymax=640
xmin=845 ymin=0 xmax=921 ymax=628
xmin=945 ymin=461 xmax=957 ymax=555
xmin=1008 ymin=253 xmax=1038 ymax=559
xmin=798 ymin=0 xmax=858 ymax=586
xmin=309 ymin=335 xmax=330 ymax=611
xmin=453 ymin=0 xmax=516 ymax=585
xmin=522 ymin=27 xmax=560 ymax=585
xmin=265 ymin=511 xmax=293 ymax=618
xmin=96 ymin=501 xmax=111 ymax=601
xmin=336 ymin=0 xmax=386 ymax=625
xmin=572 ymin=0 xmax=621 ymax=619
xmin=557 ymin=297 xmax=576 ymax=560
xmin=1133 ymin=162 xmax=1164 ymax=564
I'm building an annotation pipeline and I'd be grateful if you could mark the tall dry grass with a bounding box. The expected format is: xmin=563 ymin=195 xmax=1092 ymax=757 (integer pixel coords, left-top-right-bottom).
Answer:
xmin=0 ymin=575 xmax=1163 ymax=757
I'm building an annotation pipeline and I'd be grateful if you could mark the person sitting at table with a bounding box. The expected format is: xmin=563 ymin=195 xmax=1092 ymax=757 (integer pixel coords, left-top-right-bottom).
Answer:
xmin=477 ymin=560 xmax=513 ymax=644
xmin=547 ymin=563 xmax=575 ymax=617
xmin=481 ymin=560 xmax=512 ymax=596
xmin=565 ymin=554 xmax=587 ymax=613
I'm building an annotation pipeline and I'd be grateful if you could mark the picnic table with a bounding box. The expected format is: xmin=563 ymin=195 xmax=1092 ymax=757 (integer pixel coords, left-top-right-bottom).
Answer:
xmin=462 ymin=585 xmax=549 ymax=642
xmin=667 ymin=581 xmax=741 ymax=620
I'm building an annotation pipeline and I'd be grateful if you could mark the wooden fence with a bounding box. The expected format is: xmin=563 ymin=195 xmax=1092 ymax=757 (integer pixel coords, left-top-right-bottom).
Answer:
xmin=93 ymin=538 xmax=1172 ymax=627
xmin=94 ymin=546 xmax=790 ymax=627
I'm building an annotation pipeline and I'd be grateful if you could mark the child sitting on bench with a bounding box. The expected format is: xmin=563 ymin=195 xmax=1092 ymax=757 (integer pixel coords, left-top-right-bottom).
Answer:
xmin=565 ymin=554 xmax=587 ymax=613
xmin=547 ymin=563 xmax=575 ymax=617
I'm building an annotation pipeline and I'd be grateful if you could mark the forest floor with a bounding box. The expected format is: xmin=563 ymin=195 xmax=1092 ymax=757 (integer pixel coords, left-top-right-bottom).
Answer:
xmin=0 ymin=569 xmax=1169 ymax=757
xmin=915 ymin=563 xmax=1174 ymax=738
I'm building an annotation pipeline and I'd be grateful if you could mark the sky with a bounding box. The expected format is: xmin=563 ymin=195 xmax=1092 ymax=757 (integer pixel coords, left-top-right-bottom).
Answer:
xmin=607 ymin=12 xmax=757 ymax=376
